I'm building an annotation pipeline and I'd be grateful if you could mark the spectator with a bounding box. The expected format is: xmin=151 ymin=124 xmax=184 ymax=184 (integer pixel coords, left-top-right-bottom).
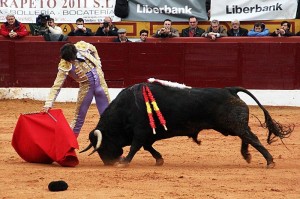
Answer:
xmin=206 ymin=0 xmax=211 ymax=20
xmin=153 ymin=19 xmax=179 ymax=38
xmin=248 ymin=22 xmax=269 ymax=37
xmin=113 ymin=28 xmax=132 ymax=42
xmin=0 ymin=13 xmax=28 ymax=38
xmin=30 ymin=13 xmax=51 ymax=36
xmin=207 ymin=10 xmax=211 ymax=21
xmin=44 ymin=17 xmax=67 ymax=41
xmin=30 ymin=15 xmax=67 ymax=41
xmin=270 ymin=21 xmax=294 ymax=37
xmin=68 ymin=18 xmax=93 ymax=36
xmin=95 ymin=16 xmax=118 ymax=36
xmin=202 ymin=19 xmax=227 ymax=40
xmin=227 ymin=19 xmax=248 ymax=37
xmin=43 ymin=41 xmax=110 ymax=138
xmin=181 ymin=16 xmax=205 ymax=37
xmin=47 ymin=18 xmax=63 ymax=34
xmin=135 ymin=29 xmax=148 ymax=42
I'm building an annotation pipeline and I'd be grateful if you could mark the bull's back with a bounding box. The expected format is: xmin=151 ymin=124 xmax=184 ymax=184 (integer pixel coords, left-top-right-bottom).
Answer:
xmin=148 ymin=84 xmax=241 ymax=110
xmin=146 ymin=84 xmax=247 ymax=127
xmin=108 ymin=83 xmax=247 ymax=117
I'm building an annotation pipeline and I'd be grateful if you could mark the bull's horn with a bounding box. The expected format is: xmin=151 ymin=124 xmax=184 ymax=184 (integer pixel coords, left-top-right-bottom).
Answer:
xmin=79 ymin=143 xmax=93 ymax=153
xmin=94 ymin=130 xmax=102 ymax=150
xmin=87 ymin=130 xmax=103 ymax=156
xmin=88 ymin=148 xmax=97 ymax=156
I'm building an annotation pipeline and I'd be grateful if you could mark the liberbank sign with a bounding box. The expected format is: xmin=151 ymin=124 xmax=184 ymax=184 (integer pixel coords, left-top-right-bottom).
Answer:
xmin=0 ymin=0 xmax=208 ymax=23
xmin=126 ymin=0 xmax=208 ymax=21
xmin=211 ymin=0 xmax=298 ymax=21
xmin=128 ymin=0 xmax=298 ymax=22
xmin=136 ymin=4 xmax=193 ymax=15
xmin=0 ymin=0 xmax=297 ymax=23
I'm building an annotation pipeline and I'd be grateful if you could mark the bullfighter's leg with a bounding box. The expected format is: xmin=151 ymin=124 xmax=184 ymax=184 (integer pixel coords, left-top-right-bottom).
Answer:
xmin=143 ymin=145 xmax=164 ymax=166
xmin=70 ymin=82 xmax=93 ymax=137
xmin=239 ymin=129 xmax=274 ymax=167
xmin=71 ymin=69 xmax=108 ymax=137
xmin=241 ymin=141 xmax=251 ymax=163
xmin=93 ymin=68 xmax=110 ymax=115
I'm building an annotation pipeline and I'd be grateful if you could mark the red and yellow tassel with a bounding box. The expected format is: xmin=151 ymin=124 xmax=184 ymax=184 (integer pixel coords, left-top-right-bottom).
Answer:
xmin=145 ymin=86 xmax=168 ymax=131
xmin=143 ymin=86 xmax=156 ymax=134
xmin=143 ymin=85 xmax=168 ymax=134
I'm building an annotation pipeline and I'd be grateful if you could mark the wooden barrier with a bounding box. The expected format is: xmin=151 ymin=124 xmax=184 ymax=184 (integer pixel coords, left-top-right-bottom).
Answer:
xmin=0 ymin=36 xmax=300 ymax=89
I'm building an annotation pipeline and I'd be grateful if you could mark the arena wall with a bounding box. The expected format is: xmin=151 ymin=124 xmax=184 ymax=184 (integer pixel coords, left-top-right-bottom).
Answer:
xmin=0 ymin=36 xmax=300 ymax=106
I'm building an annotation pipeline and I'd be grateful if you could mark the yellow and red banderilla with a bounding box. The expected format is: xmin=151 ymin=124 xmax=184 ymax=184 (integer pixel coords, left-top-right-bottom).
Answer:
xmin=142 ymin=86 xmax=168 ymax=134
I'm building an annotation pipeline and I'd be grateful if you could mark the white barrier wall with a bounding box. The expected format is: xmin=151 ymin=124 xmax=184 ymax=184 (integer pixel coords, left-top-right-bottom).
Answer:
xmin=0 ymin=88 xmax=300 ymax=107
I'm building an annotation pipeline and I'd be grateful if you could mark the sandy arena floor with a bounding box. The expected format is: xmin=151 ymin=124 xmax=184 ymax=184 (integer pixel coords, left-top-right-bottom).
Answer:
xmin=0 ymin=99 xmax=299 ymax=198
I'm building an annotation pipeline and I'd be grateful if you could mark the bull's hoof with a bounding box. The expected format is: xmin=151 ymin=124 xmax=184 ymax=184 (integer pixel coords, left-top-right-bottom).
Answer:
xmin=242 ymin=152 xmax=251 ymax=164
xmin=267 ymin=161 xmax=275 ymax=169
xmin=155 ymin=158 xmax=164 ymax=166
xmin=115 ymin=162 xmax=129 ymax=168
xmin=114 ymin=157 xmax=129 ymax=167
xmin=244 ymin=153 xmax=252 ymax=164
xmin=192 ymin=137 xmax=201 ymax=145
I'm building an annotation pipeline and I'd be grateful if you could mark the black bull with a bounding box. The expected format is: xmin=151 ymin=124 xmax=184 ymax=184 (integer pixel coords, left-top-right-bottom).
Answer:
xmin=81 ymin=83 xmax=293 ymax=167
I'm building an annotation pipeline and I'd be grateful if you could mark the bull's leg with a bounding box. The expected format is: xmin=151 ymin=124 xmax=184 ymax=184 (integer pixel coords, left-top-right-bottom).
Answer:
xmin=241 ymin=142 xmax=251 ymax=163
xmin=143 ymin=145 xmax=164 ymax=166
xmin=240 ymin=129 xmax=274 ymax=168
xmin=120 ymin=139 xmax=143 ymax=165
xmin=190 ymin=133 xmax=201 ymax=145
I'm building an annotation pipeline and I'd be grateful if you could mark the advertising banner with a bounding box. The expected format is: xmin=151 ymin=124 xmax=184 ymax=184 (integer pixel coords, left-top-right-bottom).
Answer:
xmin=126 ymin=0 xmax=208 ymax=22
xmin=0 ymin=0 xmax=121 ymax=23
xmin=1 ymin=0 xmax=296 ymax=23
xmin=211 ymin=0 xmax=298 ymax=21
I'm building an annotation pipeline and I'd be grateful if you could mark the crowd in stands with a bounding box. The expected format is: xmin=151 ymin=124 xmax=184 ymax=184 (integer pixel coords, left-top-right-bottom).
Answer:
xmin=151 ymin=17 xmax=298 ymax=41
xmin=1 ymin=13 xmax=300 ymax=42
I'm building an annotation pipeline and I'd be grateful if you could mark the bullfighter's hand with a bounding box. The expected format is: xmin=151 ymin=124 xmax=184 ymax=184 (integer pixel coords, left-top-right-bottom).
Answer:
xmin=42 ymin=107 xmax=50 ymax=113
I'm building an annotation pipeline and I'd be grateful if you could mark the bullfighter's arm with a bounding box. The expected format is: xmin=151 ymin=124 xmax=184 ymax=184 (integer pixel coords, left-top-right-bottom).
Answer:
xmin=44 ymin=60 xmax=71 ymax=108
xmin=88 ymin=43 xmax=102 ymax=68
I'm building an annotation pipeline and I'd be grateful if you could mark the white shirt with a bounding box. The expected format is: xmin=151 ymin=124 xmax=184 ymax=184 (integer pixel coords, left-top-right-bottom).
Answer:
xmin=49 ymin=26 xmax=63 ymax=34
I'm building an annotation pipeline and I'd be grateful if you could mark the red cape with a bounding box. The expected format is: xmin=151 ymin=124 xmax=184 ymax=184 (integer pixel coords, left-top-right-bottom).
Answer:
xmin=12 ymin=109 xmax=79 ymax=167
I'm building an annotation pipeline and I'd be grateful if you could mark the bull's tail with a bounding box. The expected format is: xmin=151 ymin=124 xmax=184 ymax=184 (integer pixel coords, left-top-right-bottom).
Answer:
xmin=226 ymin=87 xmax=293 ymax=144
